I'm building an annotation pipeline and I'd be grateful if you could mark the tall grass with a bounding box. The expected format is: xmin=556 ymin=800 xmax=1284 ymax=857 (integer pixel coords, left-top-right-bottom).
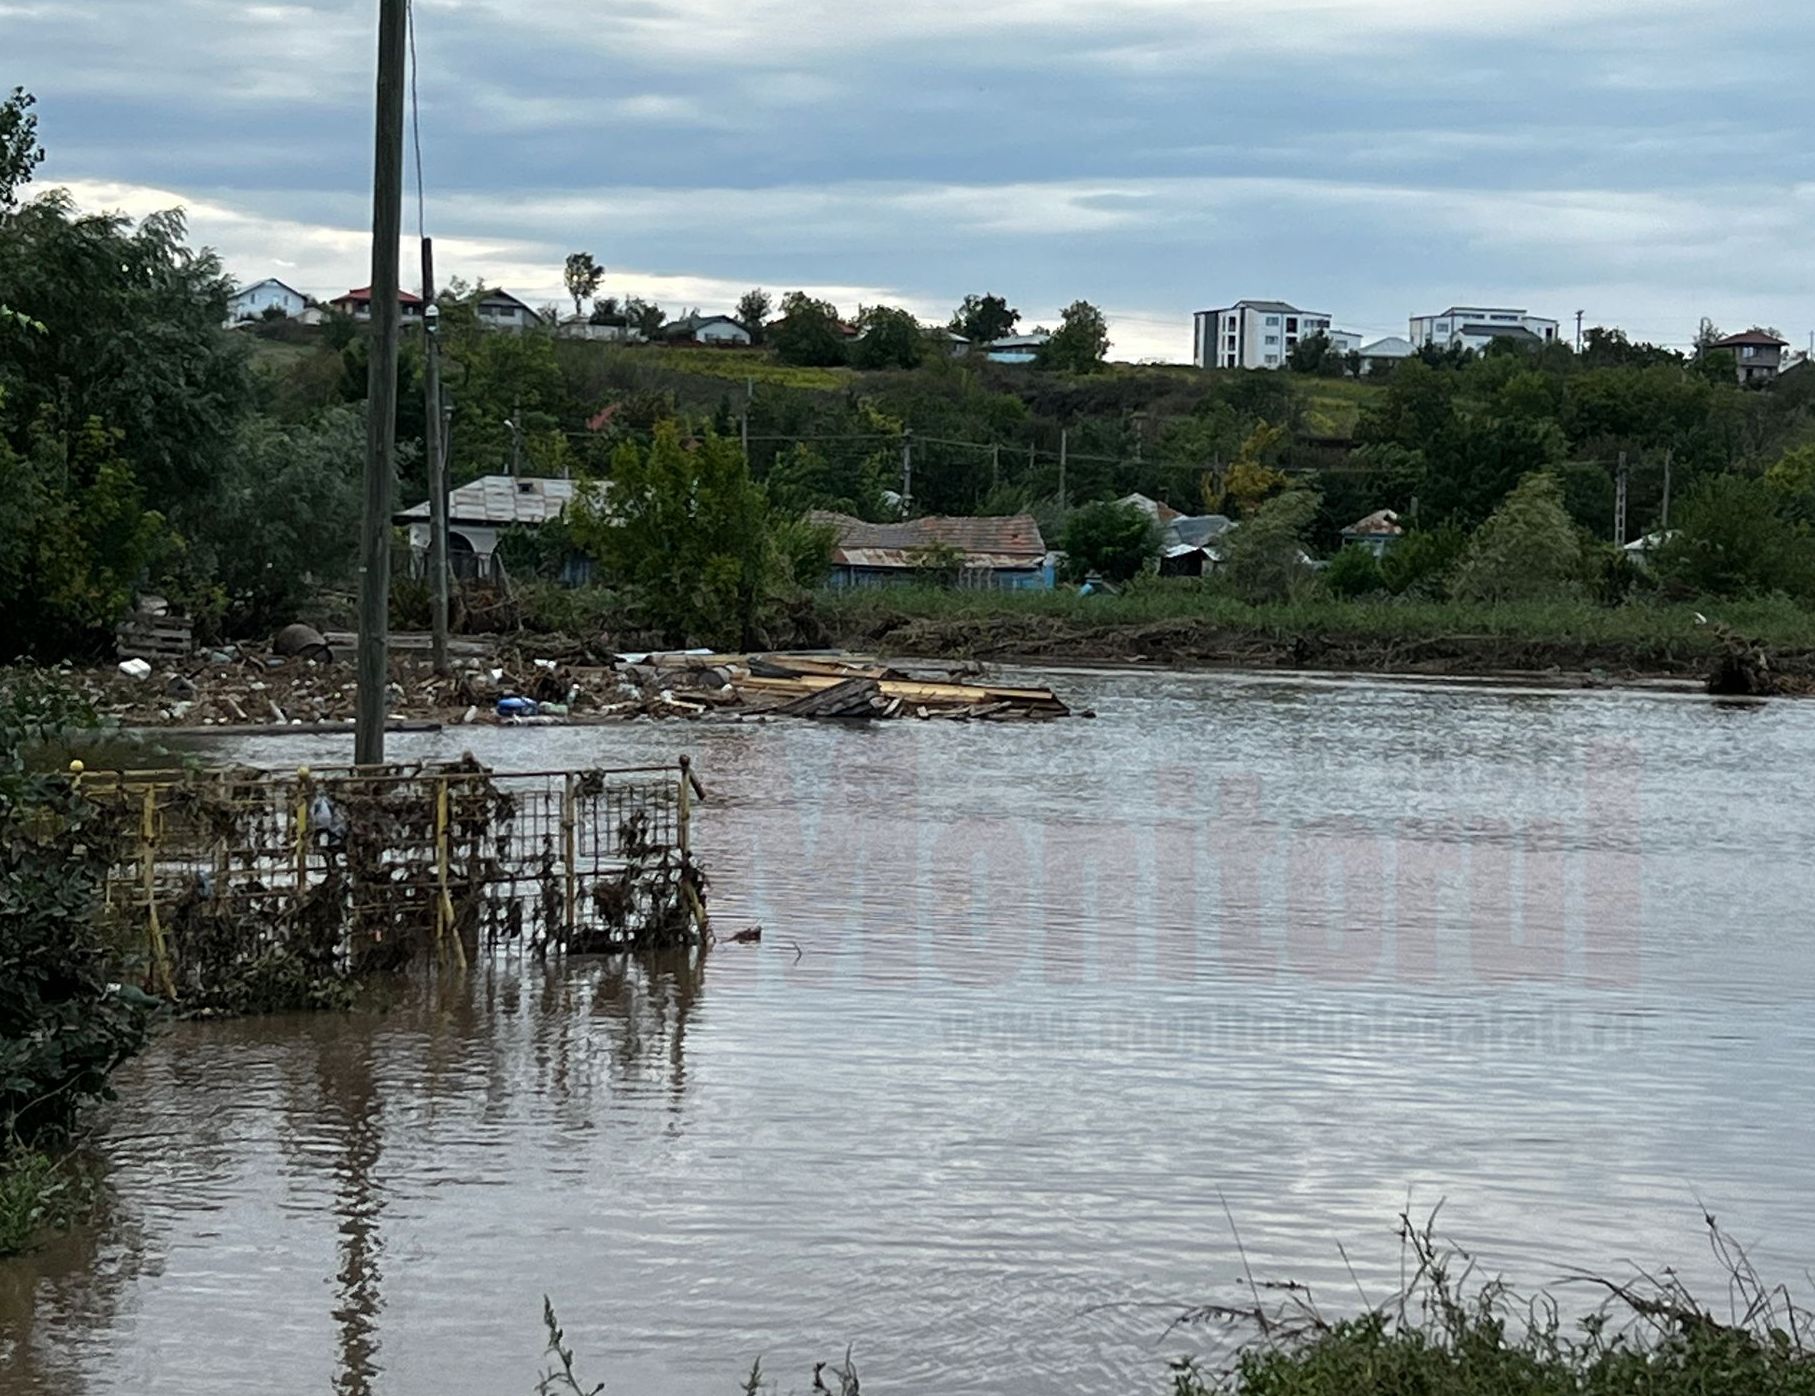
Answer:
xmin=817 ymin=583 xmax=1815 ymax=657
xmin=1170 ymin=1209 xmax=1815 ymax=1395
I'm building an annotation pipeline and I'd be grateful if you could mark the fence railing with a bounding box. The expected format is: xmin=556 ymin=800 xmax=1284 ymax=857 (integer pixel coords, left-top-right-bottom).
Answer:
xmin=69 ymin=757 xmax=708 ymax=1003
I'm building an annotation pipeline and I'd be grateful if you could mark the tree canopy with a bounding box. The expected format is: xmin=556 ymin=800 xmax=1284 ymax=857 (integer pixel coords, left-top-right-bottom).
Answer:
xmin=950 ymin=293 xmax=1019 ymax=345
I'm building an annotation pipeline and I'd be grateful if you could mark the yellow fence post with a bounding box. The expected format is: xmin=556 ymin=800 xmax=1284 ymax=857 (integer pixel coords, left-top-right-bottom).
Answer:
xmin=140 ymin=785 xmax=176 ymax=999
xmin=294 ymin=767 xmax=311 ymax=901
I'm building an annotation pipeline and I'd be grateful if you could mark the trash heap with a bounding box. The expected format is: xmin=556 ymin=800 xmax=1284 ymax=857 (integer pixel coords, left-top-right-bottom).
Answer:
xmin=46 ymin=637 xmax=1070 ymax=730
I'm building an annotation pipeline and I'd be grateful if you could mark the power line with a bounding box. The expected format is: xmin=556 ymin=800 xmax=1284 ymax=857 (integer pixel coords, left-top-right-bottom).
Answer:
xmin=406 ymin=0 xmax=426 ymax=246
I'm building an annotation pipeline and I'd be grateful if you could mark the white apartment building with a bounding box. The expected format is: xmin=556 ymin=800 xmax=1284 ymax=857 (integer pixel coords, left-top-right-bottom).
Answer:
xmin=1193 ymin=300 xmax=1333 ymax=369
xmin=1409 ymin=306 xmax=1560 ymax=353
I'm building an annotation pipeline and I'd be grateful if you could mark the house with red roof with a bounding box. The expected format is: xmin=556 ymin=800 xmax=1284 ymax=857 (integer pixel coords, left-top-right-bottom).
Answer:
xmin=1708 ymin=329 xmax=1788 ymax=386
xmin=329 ymin=286 xmax=425 ymax=323
xmin=809 ymin=511 xmax=1054 ymax=590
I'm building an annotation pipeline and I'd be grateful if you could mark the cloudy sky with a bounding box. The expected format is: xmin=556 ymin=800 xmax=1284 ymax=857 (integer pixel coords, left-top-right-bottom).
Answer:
xmin=12 ymin=0 xmax=1815 ymax=360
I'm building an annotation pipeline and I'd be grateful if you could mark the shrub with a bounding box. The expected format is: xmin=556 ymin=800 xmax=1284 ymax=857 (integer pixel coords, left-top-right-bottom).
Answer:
xmin=1451 ymin=472 xmax=1583 ymax=603
xmin=1322 ymin=545 xmax=1385 ymax=598
xmin=1221 ymin=489 xmax=1320 ymax=602
xmin=1060 ymin=500 xmax=1159 ymax=581
xmin=1380 ymin=525 xmax=1466 ymax=596
xmin=1653 ymin=473 xmax=1815 ymax=600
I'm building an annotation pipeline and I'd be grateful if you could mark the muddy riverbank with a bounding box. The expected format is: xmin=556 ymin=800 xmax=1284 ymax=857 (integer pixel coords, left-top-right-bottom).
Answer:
xmin=836 ymin=609 xmax=1815 ymax=692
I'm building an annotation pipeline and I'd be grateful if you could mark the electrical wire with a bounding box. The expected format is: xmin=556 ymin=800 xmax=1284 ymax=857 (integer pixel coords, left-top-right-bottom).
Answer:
xmin=406 ymin=0 xmax=426 ymax=245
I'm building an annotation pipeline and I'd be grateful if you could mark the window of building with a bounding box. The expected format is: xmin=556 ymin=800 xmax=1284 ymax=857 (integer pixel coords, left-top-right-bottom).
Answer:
xmin=1264 ymin=353 xmax=1279 ymax=365
xmin=1265 ymin=316 xmax=1280 ymax=326
xmin=1286 ymin=317 xmax=1298 ymax=332
xmin=1264 ymin=334 xmax=1279 ymax=345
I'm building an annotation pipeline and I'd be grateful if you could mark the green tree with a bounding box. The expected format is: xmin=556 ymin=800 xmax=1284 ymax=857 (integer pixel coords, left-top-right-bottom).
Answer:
xmin=771 ymin=292 xmax=848 ymax=367
xmin=1221 ymin=488 xmax=1319 ymax=602
xmin=0 ymin=417 xmax=169 ymax=658
xmin=1376 ymin=525 xmax=1463 ymax=596
xmin=178 ymin=406 xmax=369 ymax=633
xmin=1323 ymin=545 xmax=1385 ymax=598
xmin=950 ymin=293 xmax=1019 ymax=345
xmin=1764 ymin=442 xmax=1815 ymax=526
xmin=562 ymin=252 xmax=604 ymax=319
xmin=1037 ymin=300 xmax=1110 ymax=374
xmin=1287 ymin=330 xmax=1331 ymax=374
xmin=1 ymin=87 xmax=45 ymax=213
xmin=1653 ymin=474 xmax=1814 ymax=599
xmin=0 ymin=193 xmax=253 ymax=505
xmin=625 ymin=298 xmax=665 ymax=339
xmin=735 ymin=288 xmax=772 ymax=345
xmin=1450 ymin=472 xmax=1583 ymax=603
xmin=569 ymin=423 xmax=828 ymax=647
xmin=1059 ymin=500 xmax=1158 ymax=581
xmin=852 ymin=305 xmax=926 ymax=371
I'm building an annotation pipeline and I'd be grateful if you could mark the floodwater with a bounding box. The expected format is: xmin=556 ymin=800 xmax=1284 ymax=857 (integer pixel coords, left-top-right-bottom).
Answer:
xmin=5 ymin=665 xmax=1815 ymax=1395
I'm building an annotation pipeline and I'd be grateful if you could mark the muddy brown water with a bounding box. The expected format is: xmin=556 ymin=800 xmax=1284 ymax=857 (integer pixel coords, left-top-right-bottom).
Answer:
xmin=5 ymin=665 xmax=1815 ymax=1394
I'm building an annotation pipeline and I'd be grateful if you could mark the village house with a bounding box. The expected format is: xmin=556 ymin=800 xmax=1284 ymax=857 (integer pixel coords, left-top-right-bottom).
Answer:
xmin=396 ymin=475 xmax=590 ymax=582
xmin=1117 ymin=494 xmax=1237 ymax=576
xmin=473 ymin=289 xmax=544 ymax=332
xmin=1709 ymin=329 xmax=1788 ymax=386
xmin=659 ymin=312 xmax=753 ymax=346
xmin=1358 ymin=336 xmax=1416 ymax=375
xmin=1340 ymin=508 xmax=1405 ymax=556
xmin=810 ymin=511 xmax=1053 ymax=590
xmin=331 ymin=286 xmax=424 ymax=323
xmin=225 ymin=277 xmax=309 ymax=325
xmin=984 ymin=332 xmax=1051 ymax=364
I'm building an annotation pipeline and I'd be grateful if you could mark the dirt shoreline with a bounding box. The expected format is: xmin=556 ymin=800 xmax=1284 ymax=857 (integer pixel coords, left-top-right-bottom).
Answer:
xmin=836 ymin=613 xmax=1815 ymax=695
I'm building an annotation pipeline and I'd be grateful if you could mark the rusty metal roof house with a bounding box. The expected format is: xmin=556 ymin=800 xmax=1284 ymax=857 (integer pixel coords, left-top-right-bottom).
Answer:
xmin=809 ymin=511 xmax=1054 ymax=590
xmin=1340 ymin=508 xmax=1405 ymax=556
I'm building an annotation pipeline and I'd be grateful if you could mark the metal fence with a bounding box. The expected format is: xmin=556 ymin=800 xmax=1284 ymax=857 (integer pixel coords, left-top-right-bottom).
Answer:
xmin=70 ymin=758 xmax=708 ymax=1001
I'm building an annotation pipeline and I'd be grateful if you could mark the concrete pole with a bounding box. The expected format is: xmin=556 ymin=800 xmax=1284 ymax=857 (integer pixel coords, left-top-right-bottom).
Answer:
xmin=355 ymin=0 xmax=408 ymax=766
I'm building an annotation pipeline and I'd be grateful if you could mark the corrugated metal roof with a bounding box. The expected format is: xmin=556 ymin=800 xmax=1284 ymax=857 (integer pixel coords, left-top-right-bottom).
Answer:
xmin=810 ymin=511 xmax=1047 ymax=565
xmin=1361 ymin=336 xmax=1415 ymax=358
xmin=1166 ymin=514 xmax=1235 ymax=548
xmin=1343 ymin=508 xmax=1403 ymax=537
xmin=397 ymin=475 xmax=589 ymax=526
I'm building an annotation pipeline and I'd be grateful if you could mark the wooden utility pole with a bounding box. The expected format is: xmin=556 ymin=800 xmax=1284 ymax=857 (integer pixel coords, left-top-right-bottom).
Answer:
xmin=1575 ymin=309 xmax=1585 ymax=354
xmin=1058 ymin=428 xmax=1069 ymax=506
xmin=422 ymin=235 xmax=449 ymax=676
xmin=355 ymin=0 xmax=408 ymax=767
xmin=991 ymin=442 xmax=1000 ymax=494
xmin=900 ymin=429 xmax=913 ymax=511
xmin=509 ymin=400 xmax=523 ymax=478
xmin=1660 ymin=447 xmax=1674 ymax=531
xmin=1613 ymin=450 xmax=1628 ymax=545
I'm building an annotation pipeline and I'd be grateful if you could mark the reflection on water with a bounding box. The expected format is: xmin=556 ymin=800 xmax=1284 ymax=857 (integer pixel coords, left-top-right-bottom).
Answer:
xmin=4 ymin=667 xmax=1815 ymax=1396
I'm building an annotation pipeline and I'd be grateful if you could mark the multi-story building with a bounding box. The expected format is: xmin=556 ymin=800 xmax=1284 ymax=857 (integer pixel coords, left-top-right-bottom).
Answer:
xmin=1193 ymin=300 xmax=1333 ymax=369
xmin=1708 ymin=330 xmax=1788 ymax=386
xmin=1409 ymin=306 xmax=1560 ymax=352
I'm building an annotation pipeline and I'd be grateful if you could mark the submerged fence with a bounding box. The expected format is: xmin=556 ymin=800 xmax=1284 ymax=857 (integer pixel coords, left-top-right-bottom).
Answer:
xmin=70 ymin=758 xmax=708 ymax=1004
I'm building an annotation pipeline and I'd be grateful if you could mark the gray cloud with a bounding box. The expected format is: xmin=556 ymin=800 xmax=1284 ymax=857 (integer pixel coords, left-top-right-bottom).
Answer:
xmin=14 ymin=0 xmax=1815 ymax=360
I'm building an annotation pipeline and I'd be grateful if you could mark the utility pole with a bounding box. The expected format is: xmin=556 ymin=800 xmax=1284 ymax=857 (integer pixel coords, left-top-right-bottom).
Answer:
xmin=1575 ymin=309 xmax=1585 ymax=354
xmin=422 ymin=236 xmax=449 ymax=676
xmin=1058 ymin=427 xmax=1069 ymax=506
xmin=900 ymin=429 xmax=913 ymax=512
xmin=991 ymin=442 xmax=1000 ymax=495
xmin=1660 ymin=447 xmax=1674 ymax=531
xmin=509 ymin=400 xmax=523 ymax=478
xmin=1614 ymin=450 xmax=1628 ymax=545
xmin=355 ymin=0 xmax=408 ymax=767
xmin=740 ymin=375 xmax=752 ymax=461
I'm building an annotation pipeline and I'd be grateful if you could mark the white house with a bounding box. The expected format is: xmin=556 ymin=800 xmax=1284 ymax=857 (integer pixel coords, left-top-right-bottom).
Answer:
xmin=985 ymin=332 xmax=1051 ymax=364
xmin=557 ymin=314 xmax=638 ymax=343
xmin=395 ymin=475 xmax=594 ymax=580
xmin=1193 ymin=300 xmax=1334 ymax=369
xmin=1409 ymin=306 xmax=1559 ymax=353
xmin=474 ymin=289 xmax=544 ymax=332
xmin=226 ymin=277 xmax=309 ymax=325
xmin=660 ymin=312 xmax=753 ymax=346
xmin=1327 ymin=329 xmax=1363 ymax=356
xmin=1358 ymin=336 xmax=1416 ymax=374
